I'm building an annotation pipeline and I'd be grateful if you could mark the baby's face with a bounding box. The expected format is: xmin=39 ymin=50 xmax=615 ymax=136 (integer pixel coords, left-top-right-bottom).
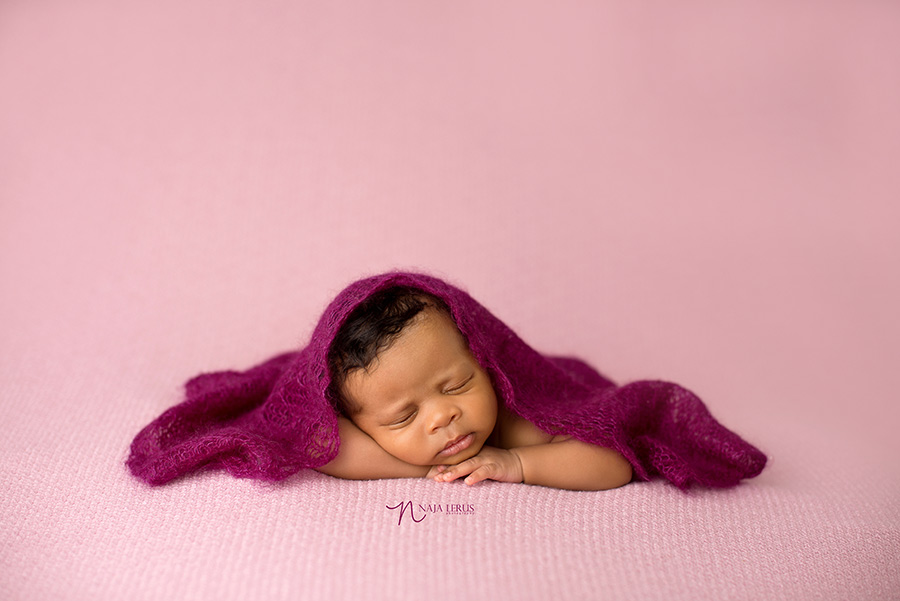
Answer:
xmin=343 ymin=307 xmax=498 ymax=466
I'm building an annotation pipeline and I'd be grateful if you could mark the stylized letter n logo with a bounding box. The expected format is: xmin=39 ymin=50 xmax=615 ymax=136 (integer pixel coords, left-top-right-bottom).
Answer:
xmin=386 ymin=500 xmax=426 ymax=526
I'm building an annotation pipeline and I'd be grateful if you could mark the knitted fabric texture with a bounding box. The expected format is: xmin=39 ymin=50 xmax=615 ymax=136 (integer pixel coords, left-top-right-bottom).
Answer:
xmin=126 ymin=271 xmax=767 ymax=488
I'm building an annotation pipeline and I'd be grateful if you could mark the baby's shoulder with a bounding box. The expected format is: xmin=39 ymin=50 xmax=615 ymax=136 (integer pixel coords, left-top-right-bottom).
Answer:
xmin=494 ymin=405 xmax=571 ymax=448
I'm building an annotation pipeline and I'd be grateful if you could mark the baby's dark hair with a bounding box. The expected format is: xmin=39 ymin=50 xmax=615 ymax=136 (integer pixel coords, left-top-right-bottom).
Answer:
xmin=327 ymin=285 xmax=451 ymax=417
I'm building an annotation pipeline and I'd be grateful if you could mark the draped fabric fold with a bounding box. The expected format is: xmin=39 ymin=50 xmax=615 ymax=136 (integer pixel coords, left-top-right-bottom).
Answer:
xmin=127 ymin=271 xmax=766 ymax=489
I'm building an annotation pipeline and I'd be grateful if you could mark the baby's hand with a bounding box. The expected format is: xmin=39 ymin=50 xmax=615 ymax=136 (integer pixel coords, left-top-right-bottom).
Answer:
xmin=427 ymin=446 xmax=524 ymax=486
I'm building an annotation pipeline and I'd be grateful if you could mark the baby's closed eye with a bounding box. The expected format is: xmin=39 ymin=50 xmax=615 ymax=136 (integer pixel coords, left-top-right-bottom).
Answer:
xmin=443 ymin=374 xmax=474 ymax=394
xmin=389 ymin=411 xmax=416 ymax=427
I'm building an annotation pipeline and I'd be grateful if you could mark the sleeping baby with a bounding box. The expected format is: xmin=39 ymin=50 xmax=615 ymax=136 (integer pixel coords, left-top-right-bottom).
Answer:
xmin=320 ymin=286 xmax=634 ymax=490
xmin=127 ymin=271 xmax=766 ymax=490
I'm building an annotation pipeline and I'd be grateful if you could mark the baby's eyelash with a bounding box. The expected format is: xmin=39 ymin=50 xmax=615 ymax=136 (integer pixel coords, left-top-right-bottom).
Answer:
xmin=391 ymin=411 xmax=416 ymax=426
xmin=445 ymin=375 xmax=474 ymax=393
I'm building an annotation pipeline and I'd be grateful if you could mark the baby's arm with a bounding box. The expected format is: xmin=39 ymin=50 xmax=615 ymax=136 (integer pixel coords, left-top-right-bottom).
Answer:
xmin=431 ymin=438 xmax=633 ymax=491
xmin=315 ymin=416 xmax=430 ymax=480
xmin=510 ymin=437 xmax=633 ymax=490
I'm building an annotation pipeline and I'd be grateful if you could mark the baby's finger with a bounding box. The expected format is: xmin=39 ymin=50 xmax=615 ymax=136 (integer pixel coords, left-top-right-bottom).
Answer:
xmin=435 ymin=466 xmax=465 ymax=482
xmin=434 ymin=458 xmax=481 ymax=482
xmin=463 ymin=464 xmax=497 ymax=486
xmin=426 ymin=465 xmax=448 ymax=479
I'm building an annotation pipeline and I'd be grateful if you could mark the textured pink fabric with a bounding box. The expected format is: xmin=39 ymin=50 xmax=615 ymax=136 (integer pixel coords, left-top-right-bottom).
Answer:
xmin=127 ymin=271 xmax=766 ymax=488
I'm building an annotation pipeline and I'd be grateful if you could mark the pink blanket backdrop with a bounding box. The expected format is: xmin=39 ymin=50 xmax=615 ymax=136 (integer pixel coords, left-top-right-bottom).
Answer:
xmin=2 ymin=2 xmax=898 ymax=600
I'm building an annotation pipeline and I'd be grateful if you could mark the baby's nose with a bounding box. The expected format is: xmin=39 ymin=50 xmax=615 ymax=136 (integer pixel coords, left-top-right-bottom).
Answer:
xmin=428 ymin=401 xmax=460 ymax=431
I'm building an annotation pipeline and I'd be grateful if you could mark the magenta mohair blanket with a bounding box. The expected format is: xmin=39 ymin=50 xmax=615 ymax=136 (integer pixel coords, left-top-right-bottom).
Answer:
xmin=127 ymin=271 xmax=767 ymax=488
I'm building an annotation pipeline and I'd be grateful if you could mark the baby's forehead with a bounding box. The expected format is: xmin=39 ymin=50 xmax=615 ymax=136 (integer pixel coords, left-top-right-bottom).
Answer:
xmin=344 ymin=315 xmax=473 ymax=402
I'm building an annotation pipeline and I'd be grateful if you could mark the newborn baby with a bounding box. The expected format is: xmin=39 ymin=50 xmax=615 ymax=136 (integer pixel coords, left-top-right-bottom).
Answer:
xmin=127 ymin=271 xmax=766 ymax=490
xmin=320 ymin=286 xmax=633 ymax=490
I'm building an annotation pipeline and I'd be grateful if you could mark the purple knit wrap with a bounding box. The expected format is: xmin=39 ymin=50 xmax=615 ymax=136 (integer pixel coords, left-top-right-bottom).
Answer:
xmin=127 ymin=271 xmax=767 ymax=489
